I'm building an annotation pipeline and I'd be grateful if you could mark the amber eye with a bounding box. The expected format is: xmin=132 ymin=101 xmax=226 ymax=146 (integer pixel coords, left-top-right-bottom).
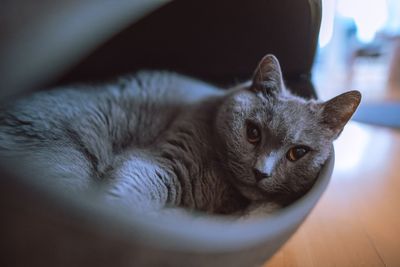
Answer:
xmin=246 ymin=122 xmax=261 ymax=144
xmin=287 ymin=146 xmax=310 ymax=162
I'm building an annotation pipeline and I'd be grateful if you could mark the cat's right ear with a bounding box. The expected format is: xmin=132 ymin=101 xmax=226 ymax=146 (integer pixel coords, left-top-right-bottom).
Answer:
xmin=319 ymin=90 xmax=361 ymax=139
xmin=250 ymin=54 xmax=284 ymax=96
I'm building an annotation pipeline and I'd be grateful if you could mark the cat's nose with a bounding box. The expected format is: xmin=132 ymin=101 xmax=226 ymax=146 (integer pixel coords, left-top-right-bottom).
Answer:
xmin=254 ymin=153 xmax=278 ymax=181
xmin=253 ymin=168 xmax=272 ymax=181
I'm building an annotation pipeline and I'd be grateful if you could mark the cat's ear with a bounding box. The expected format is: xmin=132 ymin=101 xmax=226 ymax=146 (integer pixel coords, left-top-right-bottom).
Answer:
xmin=250 ymin=54 xmax=284 ymax=96
xmin=319 ymin=90 xmax=361 ymax=139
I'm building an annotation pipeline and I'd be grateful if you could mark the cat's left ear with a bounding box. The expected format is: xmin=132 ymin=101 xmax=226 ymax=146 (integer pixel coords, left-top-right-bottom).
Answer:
xmin=319 ymin=90 xmax=361 ymax=139
xmin=250 ymin=54 xmax=284 ymax=96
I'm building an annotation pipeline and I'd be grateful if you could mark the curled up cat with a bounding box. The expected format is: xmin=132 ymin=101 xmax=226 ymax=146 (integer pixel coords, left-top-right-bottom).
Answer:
xmin=0 ymin=55 xmax=361 ymax=216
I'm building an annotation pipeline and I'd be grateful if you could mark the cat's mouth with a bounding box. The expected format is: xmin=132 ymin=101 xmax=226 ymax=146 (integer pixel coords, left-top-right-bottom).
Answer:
xmin=253 ymin=168 xmax=271 ymax=182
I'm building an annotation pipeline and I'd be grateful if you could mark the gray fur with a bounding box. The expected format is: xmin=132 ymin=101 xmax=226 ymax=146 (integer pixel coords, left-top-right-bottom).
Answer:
xmin=0 ymin=55 xmax=361 ymax=215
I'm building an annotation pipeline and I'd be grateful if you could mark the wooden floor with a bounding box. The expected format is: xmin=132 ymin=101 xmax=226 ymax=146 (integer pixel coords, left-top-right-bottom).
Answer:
xmin=264 ymin=44 xmax=400 ymax=266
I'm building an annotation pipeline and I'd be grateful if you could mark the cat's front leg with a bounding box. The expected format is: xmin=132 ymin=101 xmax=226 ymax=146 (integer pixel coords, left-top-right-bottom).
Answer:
xmin=104 ymin=151 xmax=180 ymax=212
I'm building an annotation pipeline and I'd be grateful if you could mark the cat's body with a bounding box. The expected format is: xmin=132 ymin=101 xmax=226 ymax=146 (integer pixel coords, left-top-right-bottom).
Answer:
xmin=0 ymin=72 xmax=247 ymax=213
xmin=0 ymin=55 xmax=361 ymax=215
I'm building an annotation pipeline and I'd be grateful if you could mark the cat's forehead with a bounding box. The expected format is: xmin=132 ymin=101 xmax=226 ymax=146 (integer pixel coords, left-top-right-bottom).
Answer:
xmin=232 ymin=90 xmax=271 ymax=113
xmin=229 ymin=91 xmax=325 ymax=148
xmin=244 ymin=93 xmax=319 ymax=143
xmin=271 ymin=100 xmax=316 ymax=138
xmin=232 ymin=90 xmax=316 ymax=121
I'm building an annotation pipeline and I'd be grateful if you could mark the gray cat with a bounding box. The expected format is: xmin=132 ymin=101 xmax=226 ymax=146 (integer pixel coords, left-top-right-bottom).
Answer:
xmin=0 ymin=55 xmax=361 ymax=215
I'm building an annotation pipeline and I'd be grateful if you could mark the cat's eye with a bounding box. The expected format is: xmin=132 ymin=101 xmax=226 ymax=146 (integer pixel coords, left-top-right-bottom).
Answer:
xmin=246 ymin=122 xmax=261 ymax=144
xmin=287 ymin=146 xmax=310 ymax=162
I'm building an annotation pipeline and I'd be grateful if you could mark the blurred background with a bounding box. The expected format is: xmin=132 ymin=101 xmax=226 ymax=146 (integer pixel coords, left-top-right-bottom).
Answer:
xmin=315 ymin=0 xmax=400 ymax=107
xmin=1 ymin=0 xmax=399 ymax=266
xmin=267 ymin=1 xmax=400 ymax=266
xmin=311 ymin=0 xmax=400 ymax=173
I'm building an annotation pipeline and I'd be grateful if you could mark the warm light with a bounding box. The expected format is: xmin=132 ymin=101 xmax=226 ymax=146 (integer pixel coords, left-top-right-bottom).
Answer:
xmin=319 ymin=0 xmax=337 ymax=48
xmin=333 ymin=122 xmax=392 ymax=174
xmin=334 ymin=122 xmax=370 ymax=171
xmin=337 ymin=0 xmax=388 ymax=43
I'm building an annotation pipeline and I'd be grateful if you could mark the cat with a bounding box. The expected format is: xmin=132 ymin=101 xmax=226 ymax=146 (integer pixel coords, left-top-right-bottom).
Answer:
xmin=0 ymin=55 xmax=361 ymax=215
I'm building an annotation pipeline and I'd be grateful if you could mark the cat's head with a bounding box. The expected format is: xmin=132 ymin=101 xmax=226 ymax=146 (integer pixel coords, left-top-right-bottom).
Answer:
xmin=215 ymin=54 xmax=361 ymax=204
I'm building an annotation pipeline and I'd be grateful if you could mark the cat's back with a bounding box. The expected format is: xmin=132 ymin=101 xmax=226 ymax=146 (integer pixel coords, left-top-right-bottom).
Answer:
xmin=0 ymin=71 xmax=223 ymax=151
xmin=97 ymin=71 xmax=223 ymax=146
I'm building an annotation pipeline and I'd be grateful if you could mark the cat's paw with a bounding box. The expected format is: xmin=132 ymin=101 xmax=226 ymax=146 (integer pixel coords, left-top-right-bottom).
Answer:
xmin=241 ymin=202 xmax=281 ymax=220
